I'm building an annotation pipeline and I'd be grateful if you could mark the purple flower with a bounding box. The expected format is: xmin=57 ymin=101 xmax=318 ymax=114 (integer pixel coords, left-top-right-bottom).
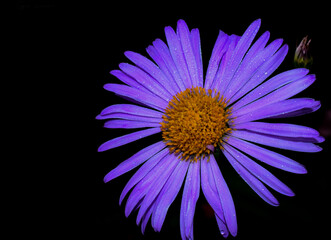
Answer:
xmin=96 ymin=19 xmax=324 ymax=239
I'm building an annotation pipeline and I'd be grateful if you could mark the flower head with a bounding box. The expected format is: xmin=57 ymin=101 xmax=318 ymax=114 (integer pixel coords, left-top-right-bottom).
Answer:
xmin=97 ymin=19 xmax=324 ymax=239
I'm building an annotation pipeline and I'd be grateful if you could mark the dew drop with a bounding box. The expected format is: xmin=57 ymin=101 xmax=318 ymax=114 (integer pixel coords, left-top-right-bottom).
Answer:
xmin=220 ymin=230 xmax=225 ymax=235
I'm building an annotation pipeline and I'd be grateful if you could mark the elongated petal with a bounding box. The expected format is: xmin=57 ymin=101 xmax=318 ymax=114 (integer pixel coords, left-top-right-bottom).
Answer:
xmin=151 ymin=39 xmax=186 ymax=91
xmin=110 ymin=70 xmax=151 ymax=94
xmin=191 ymin=28 xmax=204 ymax=87
xmin=215 ymin=214 xmax=229 ymax=238
xmin=119 ymin=63 xmax=171 ymax=101
xmin=227 ymin=136 xmax=307 ymax=174
xmin=229 ymin=44 xmax=288 ymax=104
xmin=233 ymin=74 xmax=315 ymax=117
xmin=235 ymin=122 xmax=324 ymax=143
xmin=136 ymin=154 xmax=178 ymax=225
xmin=209 ymin=155 xmax=237 ymax=236
xmin=100 ymin=103 xmax=164 ymax=118
xmin=124 ymin=151 xmax=171 ymax=217
xmin=180 ymin=162 xmax=200 ymax=240
xmin=234 ymin=98 xmax=321 ymax=124
xmin=165 ymin=26 xmax=192 ymax=88
xmin=231 ymin=68 xmax=309 ymax=111
xmin=103 ymin=141 xmax=166 ymax=183
xmin=120 ymin=148 xmax=169 ymax=204
xmin=103 ymin=83 xmax=168 ymax=111
xmin=98 ymin=127 xmax=161 ymax=152
xmin=231 ymin=129 xmax=322 ymax=152
xmin=152 ymin=159 xmax=190 ymax=232
xmin=124 ymin=51 xmax=176 ymax=96
xmin=224 ymin=143 xmax=294 ymax=196
xmin=223 ymin=148 xmax=279 ymax=206
xmin=97 ymin=113 xmax=162 ymax=122
xmin=104 ymin=120 xmax=160 ymax=129
xmin=177 ymin=19 xmax=199 ymax=87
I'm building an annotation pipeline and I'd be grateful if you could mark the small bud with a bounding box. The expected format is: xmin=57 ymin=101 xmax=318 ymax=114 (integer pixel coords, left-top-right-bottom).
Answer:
xmin=294 ymin=36 xmax=313 ymax=68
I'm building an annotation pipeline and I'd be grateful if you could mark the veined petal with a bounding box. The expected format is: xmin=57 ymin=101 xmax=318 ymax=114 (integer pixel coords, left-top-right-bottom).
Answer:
xmin=190 ymin=28 xmax=204 ymax=87
xmin=235 ymin=122 xmax=324 ymax=143
xmin=103 ymin=83 xmax=168 ymax=111
xmin=119 ymin=63 xmax=171 ymax=101
xmin=103 ymin=141 xmax=166 ymax=183
xmin=104 ymin=120 xmax=160 ymax=129
xmin=136 ymin=154 xmax=179 ymax=225
xmin=229 ymin=44 xmax=288 ymax=105
xmin=98 ymin=127 xmax=161 ymax=152
xmin=224 ymin=144 xmax=294 ymax=196
xmin=219 ymin=19 xmax=261 ymax=97
xmin=231 ymin=129 xmax=322 ymax=152
xmin=124 ymin=51 xmax=176 ymax=96
xmin=234 ymin=98 xmax=321 ymax=124
xmin=215 ymin=214 xmax=229 ymax=238
xmin=97 ymin=113 xmax=162 ymax=122
xmin=209 ymin=155 xmax=237 ymax=236
xmin=151 ymin=159 xmax=190 ymax=232
xmin=165 ymin=25 xmax=192 ymax=88
xmin=151 ymin=39 xmax=186 ymax=91
xmin=205 ymin=30 xmax=229 ymax=89
xmin=223 ymin=147 xmax=279 ymax=206
xmin=227 ymin=136 xmax=307 ymax=174
xmin=177 ymin=19 xmax=199 ymax=87
xmin=180 ymin=162 xmax=200 ymax=240
xmin=233 ymin=74 xmax=315 ymax=117
xmin=119 ymin=148 xmax=169 ymax=205
xmin=231 ymin=68 xmax=310 ymax=111
xmin=99 ymin=103 xmax=164 ymax=118
xmin=110 ymin=70 xmax=151 ymax=94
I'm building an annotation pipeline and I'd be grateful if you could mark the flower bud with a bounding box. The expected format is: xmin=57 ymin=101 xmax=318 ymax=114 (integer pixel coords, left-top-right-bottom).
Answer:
xmin=294 ymin=36 xmax=313 ymax=68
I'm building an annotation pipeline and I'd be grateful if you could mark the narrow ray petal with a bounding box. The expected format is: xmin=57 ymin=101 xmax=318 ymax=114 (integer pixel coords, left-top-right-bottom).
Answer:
xmin=119 ymin=148 xmax=169 ymax=204
xmin=223 ymin=148 xmax=280 ymax=206
xmin=98 ymin=127 xmax=161 ymax=152
xmin=209 ymin=155 xmax=237 ymax=236
xmin=234 ymin=98 xmax=321 ymax=124
xmin=231 ymin=129 xmax=322 ymax=152
xmin=227 ymin=136 xmax=307 ymax=174
xmin=180 ymin=162 xmax=200 ymax=240
xmin=104 ymin=120 xmax=160 ymax=129
xmin=191 ymin=28 xmax=204 ymax=87
xmin=152 ymin=160 xmax=190 ymax=232
xmin=103 ymin=141 xmax=166 ymax=183
xmin=224 ymin=144 xmax=295 ymax=196
xmin=103 ymin=83 xmax=168 ymax=111
xmin=97 ymin=113 xmax=162 ymax=122
xmin=124 ymin=51 xmax=176 ymax=96
xmin=100 ymin=103 xmax=164 ymax=118
xmin=215 ymin=214 xmax=229 ymax=238
xmin=231 ymin=68 xmax=309 ymax=111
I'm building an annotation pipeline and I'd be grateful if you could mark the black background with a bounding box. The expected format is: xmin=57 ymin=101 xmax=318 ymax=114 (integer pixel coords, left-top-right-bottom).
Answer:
xmin=15 ymin=1 xmax=330 ymax=239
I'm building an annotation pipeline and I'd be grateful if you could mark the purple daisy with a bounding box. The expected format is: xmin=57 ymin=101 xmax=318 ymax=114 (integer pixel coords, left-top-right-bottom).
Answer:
xmin=96 ymin=19 xmax=324 ymax=239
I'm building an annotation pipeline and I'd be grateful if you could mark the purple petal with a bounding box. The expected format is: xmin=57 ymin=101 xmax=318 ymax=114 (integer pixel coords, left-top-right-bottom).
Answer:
xmin=100 ymin=103 xmax=163 ymax=118
xmin=231 ymin=68 xmax=310 ymax=111
xmin=180 ymin=162 xmax=200 ymax=240
xmin=97 ymin=113 xmax=162 ymax=122
xmin=177 ymin=19 xmax=199 ymax=87
xmin=231 ymin=129 xmax=322 ymax=152
xmin=110 ymin=70 xmax=151 ymax=94
xmin=209 ymin=155 xmax=237 ymax=236
xmin=229 ymin=44 xmax=288 ymax=105
xmin=235 ymin=122 xmax=324 ymax=143
xmin=215 ymin=214 xmax=229 ymax=238
xmin=119 ymin=63 xmax=171 ymax=101
xmin=219 ymin=19 xmax=261 ymax=97
xmin=124 ymin=150 xmax=171 ymax=217
xmin=224 ymin=143 xmax=294 ymax=196
xmin=103 ymin=83 xmax=168 ymax=111
xmin=190 ymin=28 xmax=204 ymax=87
xmin=227 ymin=136 xmax=307 ymax=174
xmin=223 ymin=147 xmax=280 ymax=206
xmin=136 ymin=154 xmax=179 ymax=225
xmin=141 ymin=203 xmax=154 ymax=234
xmin=98 ymin=127 xmax=161 ymax=152
xmin=204 ymin=30 xmax=229 ymax=89
xmin=119 ymin=148 xmax=169 ymax=205
xmin=152 ymin=159 xmax=190 ymax=232
xmin=103 ymin=141 xmax=166 ymax=183
xmin=226 ymin=38 xmax=283 ymax=100
xmin=151 ymin=39 xmax=186 ymax=91
xmin=146 ymin=44 xmax=182 ymax=93
xmin=234 ymin=98 xmax=321 ymax=124
xmin=233 ymin=74 xmax=315 ymax=117
xmin=104 ymin=120 xmax=160 ymax=129
xmin=165 ymin=25 xmax=192 ymax=89
xmin=241 ymin=31 xmax=270 ymax=63
xmin=124 ymin=51 xmax=176 ymax=96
